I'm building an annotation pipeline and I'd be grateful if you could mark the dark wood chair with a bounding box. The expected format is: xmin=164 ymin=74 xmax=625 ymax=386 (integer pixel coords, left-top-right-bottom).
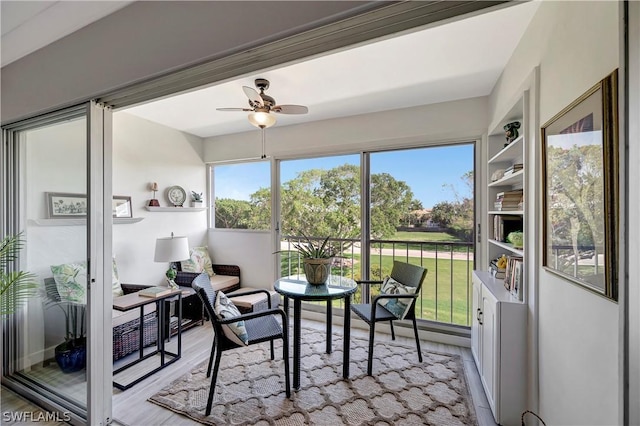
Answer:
xmin=191 ymin=273 xmax=291 ymax=415
xmin=350 ymin=261 xmax=428 ymax=375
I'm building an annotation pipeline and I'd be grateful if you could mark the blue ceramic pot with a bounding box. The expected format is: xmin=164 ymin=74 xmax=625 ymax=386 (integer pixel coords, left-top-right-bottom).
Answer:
xmin=55 ymin=339 xmax=86 ymax=373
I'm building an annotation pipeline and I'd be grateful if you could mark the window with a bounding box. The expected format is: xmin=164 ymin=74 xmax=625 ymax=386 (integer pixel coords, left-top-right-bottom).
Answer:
xmin=211 ymin=161 xmax=270 ymax=230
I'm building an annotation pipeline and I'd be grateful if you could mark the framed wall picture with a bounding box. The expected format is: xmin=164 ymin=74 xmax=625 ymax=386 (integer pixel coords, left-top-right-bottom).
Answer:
xmin=46 ymin=192 xmax=87 ymax=218
xmin=541 ymin=70 xmax=619 ymax=300
xmin=112 ymin=196 xmax=132 ymax=218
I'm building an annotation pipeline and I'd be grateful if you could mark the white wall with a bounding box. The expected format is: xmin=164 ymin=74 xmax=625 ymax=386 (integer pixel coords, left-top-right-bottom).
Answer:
xmin=490 ymin=2 xmax=621 ymax=424
xmin=112 ymin=112 xmax=207 ymax=285
xmin=205 ymin=97 xmax=488 ymax=161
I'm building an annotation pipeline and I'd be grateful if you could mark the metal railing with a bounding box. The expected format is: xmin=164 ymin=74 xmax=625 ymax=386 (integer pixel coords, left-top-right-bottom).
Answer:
xmin=279 ymin=235 xmax=475 ymax=327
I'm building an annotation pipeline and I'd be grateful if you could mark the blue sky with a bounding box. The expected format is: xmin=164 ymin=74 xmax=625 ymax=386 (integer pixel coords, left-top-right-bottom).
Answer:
xmin=215 ymin=144 xmax=474 ymax=208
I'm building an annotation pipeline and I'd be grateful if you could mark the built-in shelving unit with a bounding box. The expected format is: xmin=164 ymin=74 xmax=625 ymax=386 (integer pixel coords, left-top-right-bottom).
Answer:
xmin=472 ymin=90 xmax=529 ymax=425
xmin=145 ymin=207 xmax=206 ymax=212
xmin=32 ymin=218 xmax=144 ymax=226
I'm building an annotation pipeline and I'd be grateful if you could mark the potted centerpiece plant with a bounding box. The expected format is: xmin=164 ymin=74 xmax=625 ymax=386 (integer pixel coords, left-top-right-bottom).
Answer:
xmin=0 ymin=233 xmax=38 ymax=316
xmin=289 ymin=233 xmax=337 ymax=285
xmin=44 ymin=269 xmax=87 ymax=374
xmin=191 ymin=191 xmax=203 ymax=208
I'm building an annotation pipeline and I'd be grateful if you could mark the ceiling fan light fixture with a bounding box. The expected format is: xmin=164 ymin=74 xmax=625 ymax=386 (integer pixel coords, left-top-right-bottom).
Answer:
xmin=248 ymin=111 xmax=276 ymax=129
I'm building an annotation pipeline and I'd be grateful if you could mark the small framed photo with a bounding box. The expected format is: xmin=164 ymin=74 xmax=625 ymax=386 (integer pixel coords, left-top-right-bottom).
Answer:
xmin=46 ymin=192 xmax=87 ymax=218
xmin=112 ymin=196 xmax=132 ymax=218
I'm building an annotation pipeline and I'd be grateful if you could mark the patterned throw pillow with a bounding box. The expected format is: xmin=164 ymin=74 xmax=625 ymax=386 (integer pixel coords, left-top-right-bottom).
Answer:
xmin=180 ymin=246 xmax=215 ymax=276
xmin=51 ymin=261 xmax=87 ymax=304
xmin=112 ymin=258 xmax=124 ymax=297
xmin=214 ymin=291 xmax=248 ymax=346
xmin=378 ymin=277 xmax=417 ymax=320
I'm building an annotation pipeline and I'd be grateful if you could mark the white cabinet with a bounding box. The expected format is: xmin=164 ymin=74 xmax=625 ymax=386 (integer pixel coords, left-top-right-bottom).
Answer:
xmin=472 ymin=271 xmax=527 ymax=425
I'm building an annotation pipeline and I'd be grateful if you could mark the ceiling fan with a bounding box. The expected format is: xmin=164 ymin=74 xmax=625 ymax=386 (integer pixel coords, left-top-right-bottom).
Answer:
xmin=217 ymin=78 xmax=309 ymax=129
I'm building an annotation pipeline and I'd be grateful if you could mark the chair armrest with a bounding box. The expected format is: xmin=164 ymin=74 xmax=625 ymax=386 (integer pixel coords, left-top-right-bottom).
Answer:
xmin=372 ymin=293 xmax=418 ymax=304
xmin=219 ymin=307 xmax=286 ymax=324
xmin=356 ymin=280 xmax=384 ymax=286
xmin=120 ymin=283 xmax=153 ymax=294
xmin=227 ymin=288 xmax=272 ymax=309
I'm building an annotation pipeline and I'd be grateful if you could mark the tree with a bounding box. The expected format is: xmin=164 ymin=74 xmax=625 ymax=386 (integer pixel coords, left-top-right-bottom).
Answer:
xmin=430 ymin=201 xmax=456 ymax=227
xmin=215 ymin=198 xmax=253 ymax=229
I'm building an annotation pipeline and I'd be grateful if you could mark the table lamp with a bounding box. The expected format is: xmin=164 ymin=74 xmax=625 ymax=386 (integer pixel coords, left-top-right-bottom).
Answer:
xmin=148 ymin=182 xmax=160 ymax=207
xmin=154 ymin=233 xmax=190 ymax=289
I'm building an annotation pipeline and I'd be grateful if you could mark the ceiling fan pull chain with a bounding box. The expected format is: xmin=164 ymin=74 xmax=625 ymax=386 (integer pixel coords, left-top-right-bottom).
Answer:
xmin=261 ymin=128 xmax=266 ymax=159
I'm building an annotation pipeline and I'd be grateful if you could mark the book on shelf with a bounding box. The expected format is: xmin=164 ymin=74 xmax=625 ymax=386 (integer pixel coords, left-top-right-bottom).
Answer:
xmin=503 ymin=163 xmax=523 ymax=176
xmin=138 ymin=286 xmax=173 ymax=298
xmin=493 ymin=215 xmax=522 ymax=242
xmin=503 ymin=255 xmax=524 ymax=300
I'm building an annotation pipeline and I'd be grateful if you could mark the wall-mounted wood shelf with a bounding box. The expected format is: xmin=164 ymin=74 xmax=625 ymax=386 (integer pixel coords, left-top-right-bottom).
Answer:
xmin=145 ymin=207 xmax=206 ymax=212
xmin=31 ymin=218 xmax=144 ymax=226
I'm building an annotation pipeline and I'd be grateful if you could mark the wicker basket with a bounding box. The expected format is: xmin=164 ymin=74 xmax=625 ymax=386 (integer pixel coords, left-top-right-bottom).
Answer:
xmin=112 ymin=312 xmax=158 ymax=361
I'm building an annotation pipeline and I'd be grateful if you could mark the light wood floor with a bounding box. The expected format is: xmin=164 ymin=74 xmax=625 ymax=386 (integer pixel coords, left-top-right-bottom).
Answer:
xmin=2 ymin=319 xmax=497 ymax=426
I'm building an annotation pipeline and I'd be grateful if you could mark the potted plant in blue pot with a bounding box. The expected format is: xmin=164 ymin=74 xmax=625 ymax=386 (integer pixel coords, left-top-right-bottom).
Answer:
xmin=45 ymin=263 xmax=87 ymax=373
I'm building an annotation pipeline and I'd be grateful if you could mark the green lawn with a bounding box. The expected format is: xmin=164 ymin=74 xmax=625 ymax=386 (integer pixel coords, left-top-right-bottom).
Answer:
xmin=373 ymin=231 xmax=472 ymax=254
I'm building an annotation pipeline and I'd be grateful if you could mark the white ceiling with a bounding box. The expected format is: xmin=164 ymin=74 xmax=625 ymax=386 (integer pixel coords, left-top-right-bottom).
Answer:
xmin=1 ymin=1 xmax=540 ymax=138
xmin=125 ymin=1 xmax=539 ymax=138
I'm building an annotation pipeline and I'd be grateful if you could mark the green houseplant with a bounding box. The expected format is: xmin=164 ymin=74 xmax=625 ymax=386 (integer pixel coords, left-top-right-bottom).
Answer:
xmin=0 ymin=233 xmax=38 ymax=316
xmin=44 ymin=264 xmax=87 ymax=373
xmin=289 ymin=233 xmax=337 ymax=285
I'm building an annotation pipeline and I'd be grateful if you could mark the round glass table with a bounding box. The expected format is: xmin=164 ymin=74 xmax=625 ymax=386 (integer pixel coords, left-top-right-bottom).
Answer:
xmin=274 ymin=274 xmax=357 ymax=389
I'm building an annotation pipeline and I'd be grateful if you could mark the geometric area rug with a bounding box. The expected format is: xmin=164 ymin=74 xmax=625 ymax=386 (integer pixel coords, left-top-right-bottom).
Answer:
xmin=149 ymin=328 xmax=477 ymax=425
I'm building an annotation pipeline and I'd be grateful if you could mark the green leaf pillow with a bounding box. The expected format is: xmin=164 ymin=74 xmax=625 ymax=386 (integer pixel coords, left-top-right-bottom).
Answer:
xmin=51 ymin=261 xmax=87 ymax=304
xmin=112 ymin=258 xmax=124 ymax=297
xmin=180 ymin=246 xmax=215 ymax=276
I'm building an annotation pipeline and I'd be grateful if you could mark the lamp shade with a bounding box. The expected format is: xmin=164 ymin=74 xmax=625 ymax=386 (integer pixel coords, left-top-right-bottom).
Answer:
xmin=154 ymin=235 xmax=190 ymax=262
xmin=248 ymin=111 xmax=276 ymax=129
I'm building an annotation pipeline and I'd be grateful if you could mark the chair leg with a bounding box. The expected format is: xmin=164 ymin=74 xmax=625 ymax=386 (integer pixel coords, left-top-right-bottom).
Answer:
xmin=367 ymin=321 xmax=376 ymax=376
xmin=270 ymin=340 xmax=275 ymax=360
xmin=389 ymin=321 xmax=395 ymax=340
xmin=412 ymin=317 xmax=423 ymax=363
xmin=207 ymin=339 xmax=216 ymax=378
xmin=282 ymin=334 xmax=291 ymax=398
xmin=206 ymin=347 xmax=223 ymax=416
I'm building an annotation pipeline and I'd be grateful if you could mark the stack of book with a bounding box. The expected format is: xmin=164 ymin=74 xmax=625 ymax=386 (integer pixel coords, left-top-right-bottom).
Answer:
xmin=504 ymin=255 xmax=524 ymax=300
xmin=503 ymin=163 xmax=523 ymax=176
xmin=139 ymin=286 xmax=172 ymax=298
xmin=494 ymin=189 xmax=523 ymax=211
xmin=493 ymin=215 xmax=522 ymax=242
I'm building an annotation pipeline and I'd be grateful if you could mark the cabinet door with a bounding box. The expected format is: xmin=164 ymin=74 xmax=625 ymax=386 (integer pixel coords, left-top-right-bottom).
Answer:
xmin=471 ymin=278 xmax=482 ymax=367
xmin=480 ymin=291 xmax=498 ymax=411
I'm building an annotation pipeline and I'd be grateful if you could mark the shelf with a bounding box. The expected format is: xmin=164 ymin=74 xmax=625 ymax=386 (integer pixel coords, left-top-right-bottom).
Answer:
xmin=488 ymin=239 xmax=524 ymax=256
xmin=489 ymin=210 xmax=524 ymax=215
xmin=488 ymin=169 xmax=524 ymax=187
xmin=31 ymin=217 xmax=144 ymax=226
xmin=474 ymin=271 xmax=523 ymax=304
xmin=145 ymin=206 xmax=206 ymax=212
xmin=488 ymin=135 xmax=524 ymax=164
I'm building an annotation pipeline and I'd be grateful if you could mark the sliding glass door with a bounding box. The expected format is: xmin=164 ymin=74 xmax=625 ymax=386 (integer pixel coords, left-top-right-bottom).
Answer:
xmin=1 ymin=102 xmax=113 ymax=424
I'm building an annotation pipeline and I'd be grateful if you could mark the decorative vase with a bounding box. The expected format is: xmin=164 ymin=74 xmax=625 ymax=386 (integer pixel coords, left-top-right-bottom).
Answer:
xmin=303 ymin=258 xmax=332 ymax=285
xmin=55 ymin=338 xmax=86 ymax=373
xmin=192 ymin=201 xmax=203 ymax=208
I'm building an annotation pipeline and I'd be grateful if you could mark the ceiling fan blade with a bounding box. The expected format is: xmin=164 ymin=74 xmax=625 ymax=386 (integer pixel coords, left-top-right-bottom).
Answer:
xmin=242 ymin=86 xmax=263 ymax=106
xmin=272 ymin=104 xmax=308 ymax=114
xmin=216 ymin=107 xmax=253 ymax=112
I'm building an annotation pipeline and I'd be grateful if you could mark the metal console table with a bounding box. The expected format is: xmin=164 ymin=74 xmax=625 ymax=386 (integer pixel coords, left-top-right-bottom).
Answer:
xmin=112 ymin=288 xmax=182 ymax=390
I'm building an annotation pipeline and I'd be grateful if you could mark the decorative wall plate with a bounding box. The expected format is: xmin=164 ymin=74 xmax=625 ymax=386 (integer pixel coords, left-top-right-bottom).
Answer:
xmin=166 ymin=186 xmax=186 ymax=207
